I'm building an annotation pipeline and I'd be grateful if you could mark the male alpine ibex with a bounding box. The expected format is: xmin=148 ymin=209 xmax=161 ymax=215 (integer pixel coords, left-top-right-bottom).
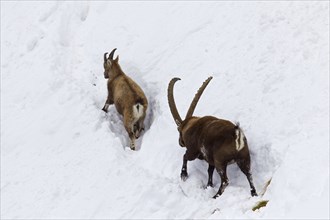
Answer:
xmin=102 ymin=48 xmax=148 ymax=150
xmin=167 ymin=77 xmax=258 ymax=198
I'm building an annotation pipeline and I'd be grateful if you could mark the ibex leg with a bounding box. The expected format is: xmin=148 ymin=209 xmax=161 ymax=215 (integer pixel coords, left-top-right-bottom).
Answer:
xmin=102 ymin=95 xmax=114 ymax=113
xmin=207 ymin=164 xmax=215 ymax=187
xmin=124 ymin=114 xmax=136 ymax=151
xmin=102 ymin=82 xmax=114 ymax=112
xmin=181 ymin=151 xmax=199 ymax=181
xmin=237 ymin=159 xmax=258 ymax=197
xmin=213 ymin=163 xmax=229 ymax=199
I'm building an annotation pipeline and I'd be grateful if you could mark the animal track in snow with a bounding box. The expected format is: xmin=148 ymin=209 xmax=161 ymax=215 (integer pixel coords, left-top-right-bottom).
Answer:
xmin=80 ymin=5 xmax=89 ymax=21
xmin=26 ymin=30 xmax=45 ymax=52
xmin=27 ymin=37 xmax=39 ymax=51
xmin=38 ymin=2 xmax=59 ymax=22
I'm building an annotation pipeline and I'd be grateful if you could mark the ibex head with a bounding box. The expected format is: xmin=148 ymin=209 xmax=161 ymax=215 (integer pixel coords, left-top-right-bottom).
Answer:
xmin=167 ymin=76 xmax=213 ymax=147
xmin=103 ymin=48 xmax=120 ymax=79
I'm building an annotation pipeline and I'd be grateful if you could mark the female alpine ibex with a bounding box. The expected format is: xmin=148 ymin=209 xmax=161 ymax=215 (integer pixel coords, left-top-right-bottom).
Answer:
xmin=102 ymin=48 xmax=148 ymax=150
xmin=167 ymin=77 xmax=258 ymax=198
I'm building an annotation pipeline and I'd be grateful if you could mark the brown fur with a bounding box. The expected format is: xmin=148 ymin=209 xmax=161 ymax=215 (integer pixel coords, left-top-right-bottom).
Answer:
xmin=168 ymin=77 xmax=258 ymax=198
xmin=102 ymin=51 xmax=148 ymax=150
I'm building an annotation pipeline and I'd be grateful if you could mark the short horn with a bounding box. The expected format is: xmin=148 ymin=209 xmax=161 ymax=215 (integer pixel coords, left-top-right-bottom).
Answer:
xmin=104 ymin=52 xmax=108 ymax=62
xmin=109 ymin=48 xmax=117 ymax=60
xmin=185 ymin=76 xmax=213 ymax=119
xmin=167 ymin=77 xmax=183 ymax=126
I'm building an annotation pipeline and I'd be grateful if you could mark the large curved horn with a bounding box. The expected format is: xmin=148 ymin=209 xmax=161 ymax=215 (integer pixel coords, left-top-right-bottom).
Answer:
xmin=109 ymin=48 xmax=117 ymax=60
xmin=104 ymin=52 xmax=108 ymax=62
xmin=185 ymin=76 xmax=213 ymax=119
xmin=167 ymin=78 xmax=183 ymax=126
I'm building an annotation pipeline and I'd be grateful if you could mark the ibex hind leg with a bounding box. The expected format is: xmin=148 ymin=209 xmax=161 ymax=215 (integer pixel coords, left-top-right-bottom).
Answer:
xmin=213 ymin=163 xmax=229 ymax=199
xmin=132 ymin=119 xmax=144 ymax=139
xmin=130 ymin=139 xmax=136 ymax=150
xmin=237 ymin=159 xmax=258 ymax=197
xmin=127 ymin=129 xmax=136 ymax=150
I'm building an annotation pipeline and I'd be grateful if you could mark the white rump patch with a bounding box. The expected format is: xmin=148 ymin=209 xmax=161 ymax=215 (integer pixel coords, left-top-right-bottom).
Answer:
xmin=133 ymin=103 xmax=144 ymax=120
xmin=235 ymin=129 xmax=245 ymax=151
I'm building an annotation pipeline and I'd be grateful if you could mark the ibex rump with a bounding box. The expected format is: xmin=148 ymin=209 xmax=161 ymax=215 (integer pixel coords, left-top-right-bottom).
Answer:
xmin=167 ymin=77 xmax=257 ymax=198
xmin=102 ymin=48 xmax=148 ymax=150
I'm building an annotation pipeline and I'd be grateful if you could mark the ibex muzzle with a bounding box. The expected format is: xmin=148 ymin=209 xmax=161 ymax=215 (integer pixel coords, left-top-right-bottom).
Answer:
xmin=102 ymin=48 xmax=148 ymax=150
xmin=168 ymin=77 xmax=258 ymax=198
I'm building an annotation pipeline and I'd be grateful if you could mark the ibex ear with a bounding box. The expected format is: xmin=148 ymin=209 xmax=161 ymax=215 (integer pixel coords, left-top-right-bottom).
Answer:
xmin=114 ymin=55 xmax=119 ymax=63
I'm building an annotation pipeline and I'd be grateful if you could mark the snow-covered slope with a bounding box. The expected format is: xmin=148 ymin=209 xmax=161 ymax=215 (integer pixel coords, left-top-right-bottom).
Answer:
xmin=1 ymin=1 xmax=329 ymax=219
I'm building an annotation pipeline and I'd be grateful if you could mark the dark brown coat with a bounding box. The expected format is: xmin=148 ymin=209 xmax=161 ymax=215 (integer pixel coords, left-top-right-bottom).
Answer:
xmin=168 ymin=77 xmax=257 ymax=198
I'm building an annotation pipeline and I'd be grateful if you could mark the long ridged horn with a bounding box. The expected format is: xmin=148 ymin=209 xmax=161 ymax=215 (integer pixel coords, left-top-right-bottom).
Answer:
xmin=104 ymin=52 xmax=108 ymax=62
xmin=185 ymin=76 xmax=213 ymax=119
xmin=167 ymin=78 xmax=183 ymax=126
xmin=109 ymin=48 xmax=117 ymax=60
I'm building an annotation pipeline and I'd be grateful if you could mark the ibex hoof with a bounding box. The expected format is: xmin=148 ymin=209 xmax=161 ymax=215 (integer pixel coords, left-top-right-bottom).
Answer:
xmin=212 ymin=194 xmax=220 ymax=199
xmin=251 ymin=190 xmax=258 ymax=197
xmin=181 ymin=171 xmax=188 ymax=181
xmin=130 ymin=145 xmax=135 ymax=151
xmin=102 ymin=108 xmax=108 ymax=113
xmin=206 ymin=182 xmax=213 ymax=188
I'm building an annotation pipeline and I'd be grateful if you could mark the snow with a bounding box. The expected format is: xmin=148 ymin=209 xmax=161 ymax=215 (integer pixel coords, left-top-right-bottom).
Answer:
xmin=1 ymin=1 xmax=329 ymax=219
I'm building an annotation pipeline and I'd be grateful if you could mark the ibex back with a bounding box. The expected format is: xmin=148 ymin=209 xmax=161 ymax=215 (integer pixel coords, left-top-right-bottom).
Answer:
xmin=102 ymin=48 xmax=148 ymax=150
xmin=167 ymin=77 xmax=258 ymax=198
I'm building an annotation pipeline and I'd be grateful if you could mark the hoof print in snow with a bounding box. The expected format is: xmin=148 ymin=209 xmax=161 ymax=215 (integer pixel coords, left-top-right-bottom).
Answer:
xmin=211 ymin=208 xmax=220 ymax=215
xmin=80 ymin=5 xmax=89 ymax=21
xmin=27 ymin=37 xmax=38 ymax=51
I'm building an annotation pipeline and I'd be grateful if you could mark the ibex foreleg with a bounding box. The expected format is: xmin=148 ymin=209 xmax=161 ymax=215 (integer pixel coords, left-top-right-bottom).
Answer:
xmin=207 ymin=165 xmax=215 ymax=187
xmin=102 ymin=82 xmax=114 ymax=113
xmin=102 ymin=95 xmax=114 ymax=113
xmin=181 ymin=151 xmax=199 ymax=181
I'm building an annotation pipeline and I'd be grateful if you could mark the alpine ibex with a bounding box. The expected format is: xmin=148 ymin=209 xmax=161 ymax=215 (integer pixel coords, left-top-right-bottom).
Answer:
xmin=102 ymin=48 xmax=148 ymax=150
xmin=167 ymin=77 xmax=258 ymax=198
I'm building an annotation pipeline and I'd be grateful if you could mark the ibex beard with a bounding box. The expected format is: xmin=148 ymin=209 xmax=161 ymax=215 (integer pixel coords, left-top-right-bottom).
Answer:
xmin=168 ymin=77 xmax=258 ymax=198
xmin=102 ymin=48 xmax=148 ymax=150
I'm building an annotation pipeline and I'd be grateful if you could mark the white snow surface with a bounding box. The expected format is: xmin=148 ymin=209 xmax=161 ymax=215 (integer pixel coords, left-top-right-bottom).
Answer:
xmin=1 ymin=1 xmax=329 ymax=219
